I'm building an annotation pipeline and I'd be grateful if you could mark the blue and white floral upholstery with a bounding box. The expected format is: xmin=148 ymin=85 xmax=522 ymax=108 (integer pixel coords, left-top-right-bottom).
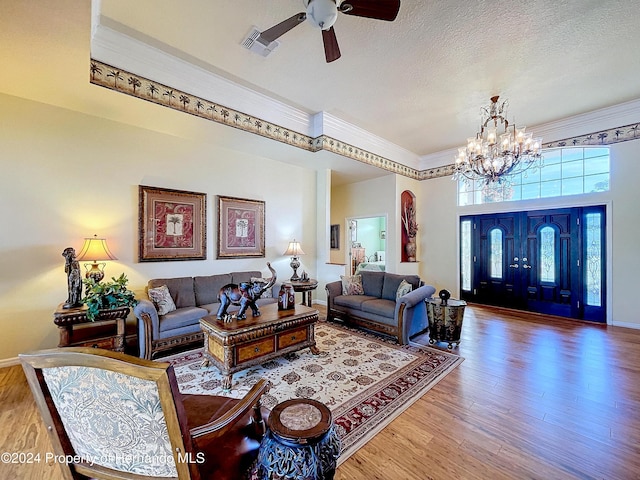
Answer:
xmin=43 ymin=366 xmax=177 ymax=477
xmin=20 ymin=347 xmax=269 ymax=480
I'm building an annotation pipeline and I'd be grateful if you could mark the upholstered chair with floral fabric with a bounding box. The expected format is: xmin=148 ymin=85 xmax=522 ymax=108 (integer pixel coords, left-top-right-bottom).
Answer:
xmin=20 ymin=347 xmax=268 ymax=480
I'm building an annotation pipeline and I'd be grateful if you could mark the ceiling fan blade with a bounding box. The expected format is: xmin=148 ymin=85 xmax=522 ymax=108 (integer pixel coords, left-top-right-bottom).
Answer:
xmin=340 ymin=0 xmax=401 ymax=21
xmin=260 ymin=12 xmax=306 ymax=43
xmin=322 ymin=27 xmax=341 ymax=63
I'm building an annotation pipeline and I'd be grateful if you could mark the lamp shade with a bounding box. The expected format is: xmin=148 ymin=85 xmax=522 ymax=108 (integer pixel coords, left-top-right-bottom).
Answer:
xmin=76 ymin=235 xmax=117 ymax=262
xmin=283 ymin=240 xmax=305 ymax=257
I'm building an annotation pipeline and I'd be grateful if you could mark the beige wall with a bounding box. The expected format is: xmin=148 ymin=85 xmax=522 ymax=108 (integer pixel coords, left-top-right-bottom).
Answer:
xmin=0 ymin=93 xmax=317 ymax=361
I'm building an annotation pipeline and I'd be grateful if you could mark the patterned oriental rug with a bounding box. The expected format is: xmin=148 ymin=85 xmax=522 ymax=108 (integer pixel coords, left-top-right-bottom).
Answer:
xmin=164 ymin=322 xmax=463 ymax=464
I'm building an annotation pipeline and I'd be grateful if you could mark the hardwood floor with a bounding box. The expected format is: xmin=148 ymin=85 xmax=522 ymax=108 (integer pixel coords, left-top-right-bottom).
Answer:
xmin=2 ymin=305 xmax=640 ymax=479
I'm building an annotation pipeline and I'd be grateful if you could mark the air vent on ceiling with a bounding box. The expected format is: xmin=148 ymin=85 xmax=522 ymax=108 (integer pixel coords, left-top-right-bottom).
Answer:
xmin=241 ymin=26 xmax=280 ymax=57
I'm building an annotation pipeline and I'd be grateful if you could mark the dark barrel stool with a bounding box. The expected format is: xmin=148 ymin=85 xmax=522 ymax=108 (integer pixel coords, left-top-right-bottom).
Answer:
xmin=256 ymin=398 xmax=341 ymax=479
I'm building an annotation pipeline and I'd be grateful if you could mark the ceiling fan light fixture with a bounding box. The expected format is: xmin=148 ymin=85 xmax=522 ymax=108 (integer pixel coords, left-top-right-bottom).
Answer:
xmin=304 ymin=0 xmax=339 ymax=30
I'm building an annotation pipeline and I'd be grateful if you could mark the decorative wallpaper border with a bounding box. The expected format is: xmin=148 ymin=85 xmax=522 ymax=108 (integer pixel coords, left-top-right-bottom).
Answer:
xmin=89 ymin=60 xmax=639 ymax=182
xmin=89 ymin=60 xmax=419 ymax=179
xmin=544 ymin=123 xmax=640 ymax=149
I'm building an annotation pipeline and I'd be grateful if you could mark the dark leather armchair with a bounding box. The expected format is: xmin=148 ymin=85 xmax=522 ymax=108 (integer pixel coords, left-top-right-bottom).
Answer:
xmin=20 ymin=347 xmax=268 ymax=479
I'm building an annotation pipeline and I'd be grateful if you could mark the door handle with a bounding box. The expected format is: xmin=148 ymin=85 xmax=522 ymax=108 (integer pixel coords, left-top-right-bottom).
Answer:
xmin=522 ymin=264 xmax=532 ymax=269
xmin=509 ymin=263 xmax=519 ymax=269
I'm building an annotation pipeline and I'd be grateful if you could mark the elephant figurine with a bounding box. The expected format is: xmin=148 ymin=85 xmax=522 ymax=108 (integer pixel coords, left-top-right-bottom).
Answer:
xmin=217 ymin=262 xmax=277 ymax=321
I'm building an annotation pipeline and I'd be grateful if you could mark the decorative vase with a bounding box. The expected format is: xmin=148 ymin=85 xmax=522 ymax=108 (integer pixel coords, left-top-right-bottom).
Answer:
xmin=405 ymin=237 xmax=417 ymax=262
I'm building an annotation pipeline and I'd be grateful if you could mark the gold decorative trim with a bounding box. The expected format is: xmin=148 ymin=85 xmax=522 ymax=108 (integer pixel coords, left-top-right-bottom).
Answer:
xmin=90 ymin=60 xmax=640 ymax=182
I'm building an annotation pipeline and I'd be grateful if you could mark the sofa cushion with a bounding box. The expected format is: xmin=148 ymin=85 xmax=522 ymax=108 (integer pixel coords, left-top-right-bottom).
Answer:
xmin=360 ymin=298 xmax=397 ymax=320
xmin=194 ymin=274 xmax=232 ymax=306
xmin=382 ymin=273 xmax=421 ymax=301
xmin=360 ymin=271 xmax=385 ymax=298
xmin=230 ymin=271 xmax=262 ymax=284
xmin=340 ymin=275 xmax=364 ymax=295
xmin=158 ymin=307 xmax=208 ymax=332
xmin=148 ymin=277 xmax=196 ymax=309
xmin=147 ymin=285 xmax=177 ymax=315
xmin=334 ymin=295 xmax=378 ymax=310
xmin=396 ymin=279 xmax=413 ymax=300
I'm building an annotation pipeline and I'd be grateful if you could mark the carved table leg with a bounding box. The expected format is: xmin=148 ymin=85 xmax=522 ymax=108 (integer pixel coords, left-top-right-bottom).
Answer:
xmin=310 ymin=345 xmax=320 ymax=355
xmin=222 ymin=374 xmax=233 ymax=391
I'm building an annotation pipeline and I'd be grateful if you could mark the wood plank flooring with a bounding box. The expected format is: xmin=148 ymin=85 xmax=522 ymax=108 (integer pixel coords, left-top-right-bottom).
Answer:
xmin=2 ymin=305 xmax=640 ymax=479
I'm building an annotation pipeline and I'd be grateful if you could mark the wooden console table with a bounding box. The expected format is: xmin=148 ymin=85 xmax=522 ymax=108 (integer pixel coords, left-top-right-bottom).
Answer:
xmin=53 ymin=303 xmax=129 ymax=352
xmin=200 ymin=303 xmax=319 ymax=390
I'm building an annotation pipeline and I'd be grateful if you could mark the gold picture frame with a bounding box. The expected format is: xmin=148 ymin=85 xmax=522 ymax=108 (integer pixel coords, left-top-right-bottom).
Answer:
xmin=217 ymin=195 xmax=265 ymax=258
xmin=138 ymin=185 xmax=206 ymax=262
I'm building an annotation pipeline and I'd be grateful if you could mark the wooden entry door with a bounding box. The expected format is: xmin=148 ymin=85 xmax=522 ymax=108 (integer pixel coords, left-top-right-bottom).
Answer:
xmin=461 ymin=206 xmax=606 ymax=322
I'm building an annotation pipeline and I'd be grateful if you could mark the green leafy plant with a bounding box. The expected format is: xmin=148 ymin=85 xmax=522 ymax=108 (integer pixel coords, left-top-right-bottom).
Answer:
xmin=82 ymin=273 xmax=138 ymax=321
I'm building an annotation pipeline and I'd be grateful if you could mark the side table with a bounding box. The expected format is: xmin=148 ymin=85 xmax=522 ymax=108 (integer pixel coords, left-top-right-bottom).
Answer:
xmin=289 ymin=279 xmax=319 ymax=307
xmin=256 ymin=398 xmax=341 ymax=480
xmin=53 ymin=303 xmax=129 ymax=352
xmin=425 ymin=298 xmax=467 ymax=350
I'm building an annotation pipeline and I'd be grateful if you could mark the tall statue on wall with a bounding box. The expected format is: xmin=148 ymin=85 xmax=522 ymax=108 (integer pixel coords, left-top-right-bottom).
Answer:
xmin=62 ymin=247 xmax=83 ymax=309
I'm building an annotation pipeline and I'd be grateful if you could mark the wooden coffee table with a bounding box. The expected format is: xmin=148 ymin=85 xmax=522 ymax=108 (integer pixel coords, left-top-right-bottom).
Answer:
xmin=200 ymin=303 xmax=320 ymax=390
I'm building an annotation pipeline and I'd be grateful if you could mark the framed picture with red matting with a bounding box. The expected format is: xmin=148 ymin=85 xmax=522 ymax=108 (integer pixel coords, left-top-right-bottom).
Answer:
xmin=217 ymin=195 xmax=265 ymax=258
xmin=138 ymin=185 xmax=206 ymax=261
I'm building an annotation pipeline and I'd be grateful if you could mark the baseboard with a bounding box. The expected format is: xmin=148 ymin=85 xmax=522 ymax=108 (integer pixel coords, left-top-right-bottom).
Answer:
xmin=611 ymin=320 xmax=640 ymax=330
xmin=0 ymin=357 xmax=20 ymax=368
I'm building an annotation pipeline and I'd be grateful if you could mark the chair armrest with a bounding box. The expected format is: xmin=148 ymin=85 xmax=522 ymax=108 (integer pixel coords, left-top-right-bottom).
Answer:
xmin=133 ymin=299 xmax=159 ymax=359
xmin=189 ymin=379 xmax=269 ymax=439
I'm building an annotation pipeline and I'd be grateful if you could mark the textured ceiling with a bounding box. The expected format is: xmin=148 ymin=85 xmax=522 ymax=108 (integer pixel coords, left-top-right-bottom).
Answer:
xmin=96 ymin=0 xmax=640 ymax=162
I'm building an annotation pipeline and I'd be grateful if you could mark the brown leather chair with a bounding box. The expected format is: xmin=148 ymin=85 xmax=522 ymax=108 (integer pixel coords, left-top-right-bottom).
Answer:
xmin=20 ymin=347 xmax=268 ymax=480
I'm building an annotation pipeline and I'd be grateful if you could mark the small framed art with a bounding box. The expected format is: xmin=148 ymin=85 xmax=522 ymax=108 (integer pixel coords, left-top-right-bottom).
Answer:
xmin=138 ymin=185 xmax=206 ymax=262
xmin=330 ymin=224 xmax=340 ymax=249
xmin=217 ymin=195 xmax=265 ymax=258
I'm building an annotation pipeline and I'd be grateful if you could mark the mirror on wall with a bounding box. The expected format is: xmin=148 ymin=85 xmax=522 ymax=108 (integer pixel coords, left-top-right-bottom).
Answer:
xmin=348 ymin=216 xmax=386 ymax=274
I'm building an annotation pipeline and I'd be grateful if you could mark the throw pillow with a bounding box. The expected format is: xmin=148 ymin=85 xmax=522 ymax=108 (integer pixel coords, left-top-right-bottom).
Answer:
xmin=251 ymin=277 xmax=273 ymax=298
xmin=340 ymin=275 xmax=364 ymax=295
xmin=148 ymin=285 xmax=177 ymax=316
xmin=396 ymin=279 xmax=413 ymax=300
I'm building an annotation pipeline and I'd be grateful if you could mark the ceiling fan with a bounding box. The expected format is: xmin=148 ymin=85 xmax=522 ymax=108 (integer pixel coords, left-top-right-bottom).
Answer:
xmin=259 ymin=0 xmax=401 ymax=63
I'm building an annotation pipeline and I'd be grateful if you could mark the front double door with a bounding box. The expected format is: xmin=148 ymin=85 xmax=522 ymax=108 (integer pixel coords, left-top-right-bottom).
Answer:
xmin=460 ymin=206 xmax=606 ymax=322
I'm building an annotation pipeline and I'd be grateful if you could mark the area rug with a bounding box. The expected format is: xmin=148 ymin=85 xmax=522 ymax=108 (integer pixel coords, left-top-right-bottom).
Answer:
xmin=163 ymin=322 xmax=463 ymax=463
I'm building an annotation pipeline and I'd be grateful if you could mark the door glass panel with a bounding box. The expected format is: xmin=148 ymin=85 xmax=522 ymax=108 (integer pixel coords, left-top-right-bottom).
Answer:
xmin=489 ymin=228 xmax=503 ymax=279
xmin=461 ymin=220 xmax=472 ymax=291
xmin=540 ymin=226 xmax=556 ymax=282
xmin=586 ymin=213 xmax=602 ymax=306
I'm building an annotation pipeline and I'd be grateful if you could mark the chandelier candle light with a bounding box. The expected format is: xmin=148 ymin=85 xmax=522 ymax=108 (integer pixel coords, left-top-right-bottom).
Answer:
xmin=453 ymin=96 xmax=543 ymax=186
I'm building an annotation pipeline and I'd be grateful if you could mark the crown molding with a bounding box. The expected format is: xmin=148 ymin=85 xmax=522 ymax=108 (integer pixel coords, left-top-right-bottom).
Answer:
xmin=91 ymin=12 xmax=640 ymax=182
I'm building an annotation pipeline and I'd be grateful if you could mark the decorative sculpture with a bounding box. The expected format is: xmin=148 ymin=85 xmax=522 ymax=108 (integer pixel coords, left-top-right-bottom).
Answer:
xmin=62 ymin=247 xmax=83 ymax=309
xmin=439 ymin=289 xmax=451 ymax=305
xmin=217 ymin=262 xmax=277 ymax=321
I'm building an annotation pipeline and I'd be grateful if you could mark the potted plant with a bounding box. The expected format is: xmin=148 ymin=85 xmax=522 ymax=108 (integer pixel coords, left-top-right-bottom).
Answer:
xmin=82 ymin=273 xmax=138 ymax=321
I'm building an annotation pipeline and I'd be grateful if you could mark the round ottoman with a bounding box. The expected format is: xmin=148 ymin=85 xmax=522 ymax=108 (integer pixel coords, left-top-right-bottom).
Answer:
xmin=256 ymin=398 xmax=341 ymax=480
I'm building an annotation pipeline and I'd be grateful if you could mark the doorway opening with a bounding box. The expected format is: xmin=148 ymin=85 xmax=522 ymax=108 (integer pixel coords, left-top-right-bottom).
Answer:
xmin=347 ymin=216 xmax=387 ymax=275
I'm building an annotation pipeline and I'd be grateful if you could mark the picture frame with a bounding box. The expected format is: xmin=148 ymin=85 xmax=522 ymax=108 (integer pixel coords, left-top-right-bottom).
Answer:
xmin=330 ymin=224 xmax=340 ymax=249
xmin=138 ymin=185 xmax=206 ymax=262
xmin=217 ymin=195 xmax=265 ymax=258
xmin=349 ymin=220 xmax=358 ymax=242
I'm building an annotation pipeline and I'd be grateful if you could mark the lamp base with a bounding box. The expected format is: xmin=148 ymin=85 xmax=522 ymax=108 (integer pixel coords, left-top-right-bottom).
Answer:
xmin=84 ymin=262 xmax=106 ymax=283
xmin=290 ymin=256 xmax=301 ymax=281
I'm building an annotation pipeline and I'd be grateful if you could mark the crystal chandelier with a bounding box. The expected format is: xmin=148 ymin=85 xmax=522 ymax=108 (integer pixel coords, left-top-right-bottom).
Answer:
xmin=453 ymin=96 xmax=543 ymax=186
